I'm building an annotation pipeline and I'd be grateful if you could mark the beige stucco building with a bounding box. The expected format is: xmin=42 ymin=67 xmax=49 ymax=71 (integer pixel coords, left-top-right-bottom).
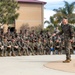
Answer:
xmin=4 ymin=0 xmax=46 ymax=32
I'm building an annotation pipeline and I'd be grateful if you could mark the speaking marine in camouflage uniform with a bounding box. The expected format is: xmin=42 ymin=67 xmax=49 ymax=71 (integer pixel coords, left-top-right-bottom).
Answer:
xmin=53 ymin=17 xmax=74 ymax=63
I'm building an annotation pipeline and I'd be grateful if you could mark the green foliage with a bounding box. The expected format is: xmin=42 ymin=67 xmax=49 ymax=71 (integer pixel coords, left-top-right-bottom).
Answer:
xmin=44 ymin=1 xmax=75 ymax=33
xmin=53 ymin=1 xmax=75 ymax=23
xmin=0 ymin=0 xmax=19 ymax=25
xmin=44 ymin=16 xmax=58 ymax=28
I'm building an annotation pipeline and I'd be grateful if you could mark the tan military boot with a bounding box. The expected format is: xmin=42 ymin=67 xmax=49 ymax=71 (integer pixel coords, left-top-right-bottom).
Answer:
xmin=12 ymin=53 xmax=16 ymax=56
xmin=8 ymin=53 xmax=11 ymax=56
xmin=63 ymin=59 xmax=71 ymax=63
xmin=67 ymin=58 xmax=72 ymax=61
xmin=1 ymin=54 xmax=3 ymax=57
xmin=18 ymin=53 xmax=21 ymax=56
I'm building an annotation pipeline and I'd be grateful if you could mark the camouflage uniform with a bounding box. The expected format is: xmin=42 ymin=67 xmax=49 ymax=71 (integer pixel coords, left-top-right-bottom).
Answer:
xmin=2 ymin=38 xmax=8 ymax=56
xmin=57 ymin=24 xmax=74 ymax=60
xmin=42 ymin=39 xmax=50 ymax=55
xmin=17 ymin=39 xmax=23 ymax=56
xmin=37 ymin=39 xmax=43 ymax=55
xmin=54 ymin=39 xmax=61 ymax=54
xmin=0 ymin=41 xmax=4 ymax=56
xmin=22 ymin=39 xmax=30 ymax=55
xmin=7 ymin=40 xmax=12 ymax=56
xmin=49 ymin=39 xmax=54 ymax=55
xmin=11 ymin=39 xmax=19 ymax=56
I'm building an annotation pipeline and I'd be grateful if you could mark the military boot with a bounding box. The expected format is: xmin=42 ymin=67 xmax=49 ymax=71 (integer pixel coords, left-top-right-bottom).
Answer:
xmin=63 ymin=59 xmax=71 ymax=63
xmin=1 ymin=53 xmax=3 ymax=57
xmin=68 ymin=58 xmax=71 ymax=61
xmin=18 ymin=52 xmax=21 ymax=56
xmin=12 ymin=52 xmax=16 ymax=56
xmin=4 ymin=53 xmax=7 ymax=57
xmin=8 ymin=52 xmax=11 ymax=56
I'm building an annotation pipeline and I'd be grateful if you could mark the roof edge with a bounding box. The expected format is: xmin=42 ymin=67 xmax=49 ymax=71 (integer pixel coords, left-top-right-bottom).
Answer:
xmin=17 ymin=0 xmax=46 ymax=5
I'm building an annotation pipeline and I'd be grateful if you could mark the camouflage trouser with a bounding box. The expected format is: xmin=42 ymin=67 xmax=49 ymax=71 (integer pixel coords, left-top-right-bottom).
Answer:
xmin=11 ymin=47 xmax=16 ymax=56
xmin=18 ymin=47 xmax=21 ymax=56
xmin=22 ymin=47 xmax=29 ymax=55
xmin=0 ymin=49 xmax=3 ymax=56
xmin=2 ymin=48 xmax=7 ymax=56
xmin=7 ymin=48 xmax=11 ymax=56
xmin=64 ymin=37 xmax=71 ymax=59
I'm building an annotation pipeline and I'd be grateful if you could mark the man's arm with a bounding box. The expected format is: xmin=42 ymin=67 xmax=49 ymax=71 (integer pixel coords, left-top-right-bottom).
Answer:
xmin=69 ymin=25 xmax=74 ymax=39
xmin=52 ymin=28 xmax=63 ymax=36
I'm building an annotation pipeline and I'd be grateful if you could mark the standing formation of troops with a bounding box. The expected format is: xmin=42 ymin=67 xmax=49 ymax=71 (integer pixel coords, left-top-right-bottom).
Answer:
xmin=0 ymin=27 xmax=75 ymax=57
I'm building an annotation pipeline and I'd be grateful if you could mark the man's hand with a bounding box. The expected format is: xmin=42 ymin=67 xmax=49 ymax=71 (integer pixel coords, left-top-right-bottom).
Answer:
xmin=52 ymin=33 xmax=56 ymax=36
xmin=69 ymin=39 xmax=73 ymax=43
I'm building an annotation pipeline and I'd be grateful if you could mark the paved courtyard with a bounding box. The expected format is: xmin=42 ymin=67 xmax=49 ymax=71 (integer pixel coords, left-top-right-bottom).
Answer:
xmin=0 ymin=55 xmax=75 ymax=75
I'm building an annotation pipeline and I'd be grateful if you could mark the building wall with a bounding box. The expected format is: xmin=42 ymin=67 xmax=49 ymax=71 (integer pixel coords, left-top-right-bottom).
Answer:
xmin=16 ymin=3 xmax=44 ymax=32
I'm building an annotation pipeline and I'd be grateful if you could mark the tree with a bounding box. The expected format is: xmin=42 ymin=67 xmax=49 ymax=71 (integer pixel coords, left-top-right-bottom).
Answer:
xmin=53 ymin=1 xmax=75 ymax=23
xmin=0 ymin=0 xmax=19 ymax=26
xmin=44 ymin=16 xmax=59 ymax=33
xmin=44 ymin=16 xmax=58 ymax=28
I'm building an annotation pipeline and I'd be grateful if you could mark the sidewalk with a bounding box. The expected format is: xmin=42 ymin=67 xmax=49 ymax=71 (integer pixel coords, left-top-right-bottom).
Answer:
xmin=0 ymin=55 xmax=75 ymax=75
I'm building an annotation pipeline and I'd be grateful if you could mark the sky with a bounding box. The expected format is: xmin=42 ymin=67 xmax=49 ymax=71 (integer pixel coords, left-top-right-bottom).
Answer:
xmin=39 ymin=0 xmax=75 ymax=28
